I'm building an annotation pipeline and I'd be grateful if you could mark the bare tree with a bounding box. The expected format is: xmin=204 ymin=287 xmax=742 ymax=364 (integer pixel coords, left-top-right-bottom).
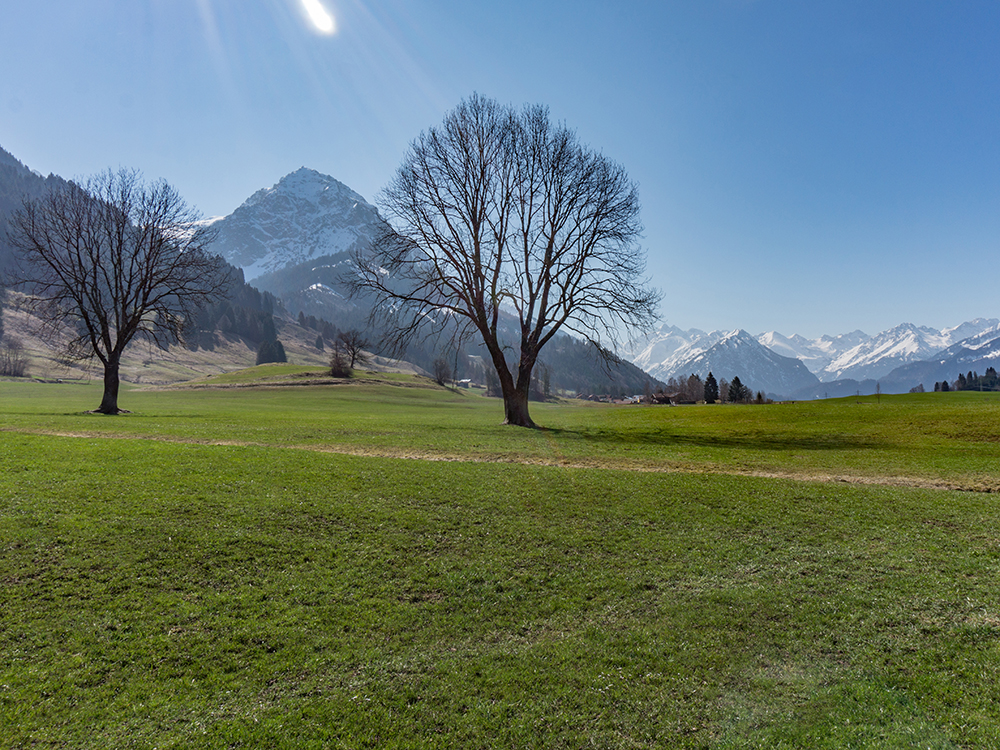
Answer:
xmin=329 ymin=339 xmax=351 ymax=378
xmin=0 ymin=337 xmax=27 ymax=377
xmin=336 ymin=329 xmax=370 ymax=369
xmin=7 ymin=168 xmax=227 ymax=413
xmin=433 ymin=356 xmax=451 ymax=386
xmin=351 ymin=95 xmax=660 ymax=427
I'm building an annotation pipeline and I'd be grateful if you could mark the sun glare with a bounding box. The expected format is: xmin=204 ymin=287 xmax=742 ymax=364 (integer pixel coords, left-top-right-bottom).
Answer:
xmin=302 ymin=0 xmax=335 ymax=34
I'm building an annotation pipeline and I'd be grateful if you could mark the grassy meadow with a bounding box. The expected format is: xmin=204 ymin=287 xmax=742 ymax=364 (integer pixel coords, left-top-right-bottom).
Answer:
xmin=2 ymin=369 xmax=1000 ymax=747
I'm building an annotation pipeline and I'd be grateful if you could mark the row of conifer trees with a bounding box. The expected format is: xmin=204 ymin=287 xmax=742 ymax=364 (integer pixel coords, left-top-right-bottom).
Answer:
xmin=658 ymin=372 xmax=766 ymax=404
xmin=934 ymin=367 xmax=1000 ymax=392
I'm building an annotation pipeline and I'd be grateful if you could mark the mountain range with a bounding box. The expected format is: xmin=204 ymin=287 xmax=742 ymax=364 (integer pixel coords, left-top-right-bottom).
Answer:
xmin=2 ymin=146 xmax=997 ymax=399
xmin=201 ymin=167 xmax=663 ymax=395
xmin=630 ymin=318 xmax=1000 ymax=399
xmin=763 ymin=320 xmax=1000 ymax=381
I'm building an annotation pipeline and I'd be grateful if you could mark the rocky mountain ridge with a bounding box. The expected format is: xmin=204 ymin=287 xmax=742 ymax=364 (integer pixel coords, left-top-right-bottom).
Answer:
xmin=207 ymin=167 xmax=385 ymax=280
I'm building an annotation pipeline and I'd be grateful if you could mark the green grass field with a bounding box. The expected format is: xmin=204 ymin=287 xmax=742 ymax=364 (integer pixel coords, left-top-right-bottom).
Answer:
xmin=2 ymin=372 xmax=999 ymax=747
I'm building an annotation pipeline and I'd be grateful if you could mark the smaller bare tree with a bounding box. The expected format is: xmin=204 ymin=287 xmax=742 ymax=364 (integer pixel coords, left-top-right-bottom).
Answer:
xmin=336 ymin=329 xmax=370 ymax=370
xmin=329 ymin=339 xmax=351 ymax=378
xmin=0 ymin=337 xmax=27 ymax=377
xmin=433 ymin=356 xmax=451 ymax=386
xmin=7 ymin=168 xmax=227 ymax=413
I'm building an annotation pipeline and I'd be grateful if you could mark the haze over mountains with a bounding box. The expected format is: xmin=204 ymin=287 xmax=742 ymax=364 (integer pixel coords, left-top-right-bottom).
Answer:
xmin=2 ymin=147 xmax=998 ymax=399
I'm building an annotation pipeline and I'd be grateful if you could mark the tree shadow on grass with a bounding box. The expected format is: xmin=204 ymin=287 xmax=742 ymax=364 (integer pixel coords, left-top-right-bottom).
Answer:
xmin=539 ymin=426 xmax=887 ymax=452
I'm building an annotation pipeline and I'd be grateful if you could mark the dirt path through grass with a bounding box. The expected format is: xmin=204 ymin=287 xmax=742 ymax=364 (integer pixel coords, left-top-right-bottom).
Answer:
xmin=6 ymin=426 xmax=992 ymax=493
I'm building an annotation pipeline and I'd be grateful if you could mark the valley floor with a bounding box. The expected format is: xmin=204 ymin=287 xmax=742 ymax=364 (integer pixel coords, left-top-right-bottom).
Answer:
xmin=2 ymin=380 xmax=999 ymax=748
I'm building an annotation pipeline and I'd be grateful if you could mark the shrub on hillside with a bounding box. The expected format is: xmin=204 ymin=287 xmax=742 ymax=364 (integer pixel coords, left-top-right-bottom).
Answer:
xmin=329 ymin=343 xmax=351 ymax=378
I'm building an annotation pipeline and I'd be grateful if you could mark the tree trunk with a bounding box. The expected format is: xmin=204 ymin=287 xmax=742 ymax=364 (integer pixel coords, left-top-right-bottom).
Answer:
xmin=503 ymin=352 xmax=538 ymax=428
xmin=96 ymin=356 xmax=121 ymax=414
xmin=502 ymin=379 xmax=535 ymax=428
xmin=485 ymin=341 xmax=536 ymax=428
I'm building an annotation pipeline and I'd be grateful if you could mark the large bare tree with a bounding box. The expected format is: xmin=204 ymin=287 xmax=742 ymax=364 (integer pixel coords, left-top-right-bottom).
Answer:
xmin=352 ymin=95 xmax=660 ymax=426
xmin=8 ymin=168 xmax=227 ymax=413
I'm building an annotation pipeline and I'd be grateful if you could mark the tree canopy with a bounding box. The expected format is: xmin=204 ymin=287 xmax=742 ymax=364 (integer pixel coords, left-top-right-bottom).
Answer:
xmin=352 ymin=94 xmax=660 ymax=426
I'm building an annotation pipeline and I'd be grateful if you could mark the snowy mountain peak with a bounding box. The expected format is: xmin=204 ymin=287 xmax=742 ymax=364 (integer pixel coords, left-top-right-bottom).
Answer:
xmin=819 ymin=319 xmax=1000 ymax=382
xmin=210 ymin=168 xmax=386 ymax=280
xmin=822 ymin=330 xmax=870 ymax=346
xmin=631 ymin=326 xmax=818 ymax=398
xmin=942 ymin=318 xmax=1000 ymax=341
xmin=720 ymin=329 xmax=753 ymax=343
xmin=243 ymin=167 xmax=372 ymax=211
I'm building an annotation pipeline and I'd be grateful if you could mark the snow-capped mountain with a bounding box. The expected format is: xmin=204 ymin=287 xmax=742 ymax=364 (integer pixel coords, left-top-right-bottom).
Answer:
xmin=652 ymin=329 xmax=820 ymax=398
xmin=880 ymin=327 xmax=1000 ymax=392
xmin=819 ymin=319 xmax=1000 ymax=382
xmin=633 ymin=324 xmax=871 ymax=387
xmin=756 ymin=329 xmax=870 ymax=374
xmin=940 ymin=319 xmax=1000 ymax=346
xmin=208 ymin=167 xmax=386 ymax=280
xmin=630 ymin=324 xmax=720 ymax=379
xmin=632 ymin=320 xmax=1000 ymax=398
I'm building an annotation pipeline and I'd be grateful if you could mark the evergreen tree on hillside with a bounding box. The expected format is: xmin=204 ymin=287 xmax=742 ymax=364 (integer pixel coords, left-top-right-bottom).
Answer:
xmin=255 ymin=314 xmax=287 ymax=364
xmin=703 ymin=372 xmax=719 ymax=403
xmin=256 ymin=338 xmax=287 ymax=365
xmin=262 ymin=314 xmax=278 ymax=343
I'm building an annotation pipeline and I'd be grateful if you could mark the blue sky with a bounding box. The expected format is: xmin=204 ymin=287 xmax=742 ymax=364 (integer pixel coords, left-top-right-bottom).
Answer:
xmin=2 ymin=1 xmax=998 ymax=338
